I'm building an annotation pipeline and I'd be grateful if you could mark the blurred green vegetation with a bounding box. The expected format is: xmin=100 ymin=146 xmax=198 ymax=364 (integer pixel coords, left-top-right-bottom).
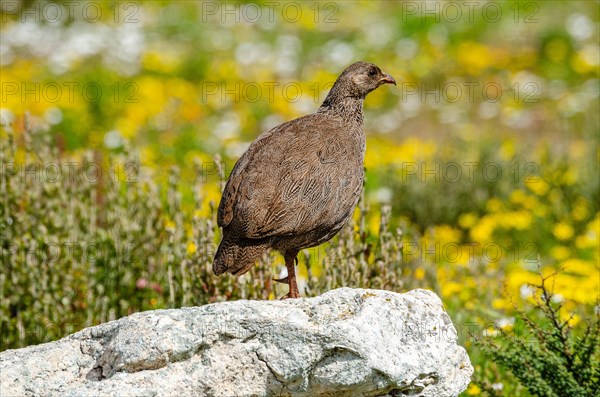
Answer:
xmin=1 ymin=1 xmax=599 ymax=395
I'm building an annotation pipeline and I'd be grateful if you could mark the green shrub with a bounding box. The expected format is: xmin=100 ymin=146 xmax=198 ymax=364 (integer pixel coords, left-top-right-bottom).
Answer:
xmin=474 ymin=269 xmax=599 ymax=397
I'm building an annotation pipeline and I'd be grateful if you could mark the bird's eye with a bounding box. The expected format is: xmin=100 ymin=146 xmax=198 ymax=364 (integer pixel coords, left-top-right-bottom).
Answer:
xmin=368 ymin=68 xmax=377 ymax=77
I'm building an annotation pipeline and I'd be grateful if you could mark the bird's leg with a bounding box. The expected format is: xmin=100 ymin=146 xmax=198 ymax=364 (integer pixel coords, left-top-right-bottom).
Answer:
xmin=281 ymin=252 xmax=299 ymax=299
xmin=272 ymin=257 xmax=298 ymax=284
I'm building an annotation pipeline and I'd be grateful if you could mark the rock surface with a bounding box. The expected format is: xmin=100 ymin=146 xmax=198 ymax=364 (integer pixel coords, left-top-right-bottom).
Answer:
xmin=0 ymin=288 xmax=472 ymax=397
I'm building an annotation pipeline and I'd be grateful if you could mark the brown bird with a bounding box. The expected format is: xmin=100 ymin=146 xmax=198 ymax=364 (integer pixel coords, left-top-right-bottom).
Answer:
xmin=213 ymin=61 xmax=396 ymax=298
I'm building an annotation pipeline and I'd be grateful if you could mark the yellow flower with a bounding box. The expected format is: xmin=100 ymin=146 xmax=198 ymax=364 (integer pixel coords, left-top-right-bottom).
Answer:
xmin=366 ymin=137 xmax=437 ymax=169
xmin=138 ymin=76 xmax=167 ymax=114
xmin=551 ymin=260 xmax=599 ymax=304
xmin=142 ymin=50 xmax=180 ymax=73
xmin=486 ymin=198 xmax=503 ymax=213
xmin=467 ymin=383 xmax=481 ymax=395
xmin=429 ymin=225 xmax=461 ymax=244
xmin=506 ymin=269 xmax=537 ymax=293
xmin=414 ymin=267 xmax=425 ymax=280
xmin=483 ymin=326 xmax=498 ymax=337
xmin=561 ymin=168 xmax=578 ymax=185
xmin=550 ymin=246 xmax=570 ymax=261
xmin=368 ymin=215 xmax=380 ymax=235
xmin=572 ymin=199 xmax=589 ymax=221
xmin=498 ymin=317 xmax=514 ymax=330
xmin=492 ymin=298 xmax=510 ymax=310
xmin=501 ymin=211 xmax=533 ymax=230
xmin=568 ymin=314 xmax=581 ymax=327
xmin=553 ymin=222 xmax=574 ymax=241
xmin=509 ymin=189 xmax=527 ymax=205
xmin=525 ymin=179 xmax=549 ymax=196
xmin=459 ymin=213 xmax=477 ymax=229
xmin=589 ymin=213 xmax=600 ymax=232
xmin=457 ymin=41 xmax=492 ymax=75
xmin=560 ymin=259 xmax=593 ymax=276
xmin=460 ymin=288 xmax=472 ymax=302
xmin=499 ymin=140 xmax=515 ymax=160
xmin=180 ymin=103 xmax=202 ymax=122
xmin=187 ymin=242 xmax=197 ymax=256
xmin=572 ymin=51 xmax=596 ymax=74
xmin=441 ymin=281 xmax=462 ymax=298
xmin=470 ymin=216 xmax=496 ymax=242
xmin=196 ymin=183 xmax=224 ymax=218
xmin=522 ymin=195 xmax=540 ymax=210
xmin=575 ymin=232 xmax=597 ymax=249
xmin=140 ymin=146 xmax=156 ymax=167
xmin=510 ymin=190 xmax=540 ymax=211
xmin=165 ymin=219 xmax=176 ymax=233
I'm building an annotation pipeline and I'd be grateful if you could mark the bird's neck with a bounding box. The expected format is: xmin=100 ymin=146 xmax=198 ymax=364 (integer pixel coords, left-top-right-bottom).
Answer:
xmin=317 ymin=84 xmax=364 ymax=126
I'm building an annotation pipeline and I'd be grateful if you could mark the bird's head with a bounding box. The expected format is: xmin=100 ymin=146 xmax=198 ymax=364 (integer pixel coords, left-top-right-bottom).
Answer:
xmin=338 ymin=61 xmax=396 ymax=97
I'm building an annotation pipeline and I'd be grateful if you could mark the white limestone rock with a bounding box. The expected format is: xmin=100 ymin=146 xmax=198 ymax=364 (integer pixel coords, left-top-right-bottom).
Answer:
xmin=0 ymin=288 xmax=472 ymax=396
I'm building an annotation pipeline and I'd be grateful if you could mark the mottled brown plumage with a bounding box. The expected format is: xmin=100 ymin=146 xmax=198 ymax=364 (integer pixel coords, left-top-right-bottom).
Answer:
xmin=213 ymin=61 xmax=396 ymax=298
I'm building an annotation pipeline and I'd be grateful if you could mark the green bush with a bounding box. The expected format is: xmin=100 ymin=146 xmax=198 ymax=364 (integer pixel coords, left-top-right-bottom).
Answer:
xmin=474 ymin=270 xmax=599 ymax=397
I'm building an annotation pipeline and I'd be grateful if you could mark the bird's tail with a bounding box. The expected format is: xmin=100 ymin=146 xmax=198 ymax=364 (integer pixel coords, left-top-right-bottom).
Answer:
xmin=213 ymin=237 xmax=269 ymax=276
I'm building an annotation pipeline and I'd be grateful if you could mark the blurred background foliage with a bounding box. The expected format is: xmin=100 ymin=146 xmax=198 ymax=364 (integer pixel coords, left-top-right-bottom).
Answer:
xmin=1 ymin=1 xmax=599 ymax=395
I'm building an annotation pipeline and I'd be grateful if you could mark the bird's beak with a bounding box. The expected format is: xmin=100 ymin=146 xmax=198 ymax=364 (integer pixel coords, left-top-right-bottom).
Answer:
xmin=380 ymin=73 xmax=396 ymax=86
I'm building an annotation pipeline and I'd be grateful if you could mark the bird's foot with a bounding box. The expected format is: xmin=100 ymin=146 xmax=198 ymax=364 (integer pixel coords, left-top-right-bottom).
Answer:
xmin=280 ymin=289 xmax=299 ymax=299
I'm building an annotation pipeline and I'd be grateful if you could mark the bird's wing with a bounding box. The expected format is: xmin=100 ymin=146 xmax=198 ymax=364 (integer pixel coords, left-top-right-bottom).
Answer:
xmin=217 ymin=113 xmax=363 ymax=239
xmin=216 ymin=127 xmax=275 ymax=228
